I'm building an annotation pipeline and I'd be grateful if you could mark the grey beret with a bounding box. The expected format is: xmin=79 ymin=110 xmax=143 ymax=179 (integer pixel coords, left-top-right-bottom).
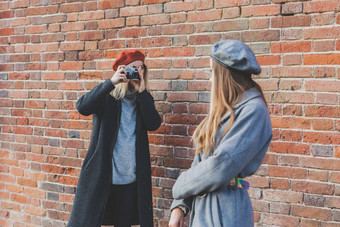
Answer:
xmin=211 ymin=40 xmax=261 ymax=75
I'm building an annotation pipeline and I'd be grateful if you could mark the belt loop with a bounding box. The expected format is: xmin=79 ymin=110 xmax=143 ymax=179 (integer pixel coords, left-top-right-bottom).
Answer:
xmin=232 ymin=176 xmax=238 ymax=190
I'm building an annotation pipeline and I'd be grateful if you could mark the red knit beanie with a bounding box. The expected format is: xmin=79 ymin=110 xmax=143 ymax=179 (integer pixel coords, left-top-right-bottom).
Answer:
xmin=112 ymin=50 xmax=145 ymax=71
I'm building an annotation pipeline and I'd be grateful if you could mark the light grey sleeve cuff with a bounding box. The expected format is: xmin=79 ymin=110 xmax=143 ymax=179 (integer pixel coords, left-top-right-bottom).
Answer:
xmin=170 ymin=198 xmax=192 ymax=217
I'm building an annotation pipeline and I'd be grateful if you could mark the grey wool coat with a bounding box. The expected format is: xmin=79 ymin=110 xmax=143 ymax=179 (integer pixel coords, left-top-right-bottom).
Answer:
xmin=171 ymin=88 xmax=273 ymax=227
xmin=68 ymin=79 xmax=161 ymax=227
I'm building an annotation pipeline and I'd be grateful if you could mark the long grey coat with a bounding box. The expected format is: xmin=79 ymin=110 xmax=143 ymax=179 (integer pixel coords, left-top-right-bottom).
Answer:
xmin=68 ymin=79 xmax=161 ymax=227
xmin=171 ymin=88 xmax=273 ymax=227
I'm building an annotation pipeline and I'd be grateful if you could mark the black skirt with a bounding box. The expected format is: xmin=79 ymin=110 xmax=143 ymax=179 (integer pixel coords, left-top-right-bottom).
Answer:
xmin=102 ymin=181 xmax=139 ymax=227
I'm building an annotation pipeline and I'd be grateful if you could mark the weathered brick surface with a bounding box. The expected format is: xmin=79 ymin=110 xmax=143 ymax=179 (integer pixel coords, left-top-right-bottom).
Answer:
xmin=0 ymin=0 xmax=339 ymax=226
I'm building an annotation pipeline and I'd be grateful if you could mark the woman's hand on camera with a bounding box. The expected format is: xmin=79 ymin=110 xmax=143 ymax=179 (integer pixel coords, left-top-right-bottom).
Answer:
xmin=169 ymin=208 xmax=184 ymax=227
xmin=111 ymin=65 xmax=128 ymax=85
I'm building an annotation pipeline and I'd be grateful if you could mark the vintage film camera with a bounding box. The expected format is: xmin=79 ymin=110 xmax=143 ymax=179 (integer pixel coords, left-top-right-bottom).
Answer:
xmin=125 ymin=67 xmax=140 ymax=80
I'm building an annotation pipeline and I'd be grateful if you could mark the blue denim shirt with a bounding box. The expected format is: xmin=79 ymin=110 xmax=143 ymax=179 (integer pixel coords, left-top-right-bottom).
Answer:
xmin=171 ymin=88 xmax=273 ymax=227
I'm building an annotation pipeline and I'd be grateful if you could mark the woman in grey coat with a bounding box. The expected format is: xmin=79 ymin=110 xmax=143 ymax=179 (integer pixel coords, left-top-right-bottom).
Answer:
xmin=169 ymin=40 xmax=273 ymax=227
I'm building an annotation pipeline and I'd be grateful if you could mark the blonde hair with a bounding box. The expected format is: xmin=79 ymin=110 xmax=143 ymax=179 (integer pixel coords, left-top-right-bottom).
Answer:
xmin=192 ymin=60 xmax=266 ymax=155
xmin=110 ymin=62 xmax=148 ymax=100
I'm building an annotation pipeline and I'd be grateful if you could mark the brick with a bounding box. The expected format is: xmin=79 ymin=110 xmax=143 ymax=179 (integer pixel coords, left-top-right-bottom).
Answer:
xmin=164 ymin=156 xmax=192 ymax=168
xmin=293 ymin=177 xmax=335 ymax=194
xmin=164 ymin=2 xmax=195 ymax=13
xmin=26 ymin=206 xmax=47 ymax=216
xmin=60 ymin=42 xmax=84 ymax=51
xmin=187 ymin=9 xmax=221 ymax=22
xmin=313 ymin=13 xmax=335 ymax=26
xmin=120 ymin=6 xmax=147 ymax=16
xmin=189 ymin=34 xmax=221 ymax=45
xmin=61 ymin=22 xmax=85 ymax=32
xmin=171 ymin=13 xmax=186 ymax=24
xmin=98 ymin=18 xmax=125 ymax=29
xmin=141 ymin=14 xmax=170 ymax=26
xmin=214 ymin=19 xmax=248 ymax=32
xmin=304 ymin=194 xmax=325 ymax=207
xmin=304 ymin=27 xmax=340 ymax=39
xmin=60 ymin=3 xmax=83 ymax=13
xmin=215 ymin=0 xmax=250 ymax=8
xmin=99 ymin=40 xmax=125 ymax=50
xmin=26 ymin=25 xmax=47 ymax=34
xmin=303 ymin=131 xmax=340 ymax=145
xmin=42 ymin=72 xmax=64 ymax=80
xmin=303 ymin=0 xmax=340 ymax=13
xmin=98 ymin=0 xmax=124 ymax=9
xmin=163 ymin=24 xmax=194 ymax=35
xmin=249 ymin=18 xmax=270 ymax=29
xmin=316 ymin=93 xmax=338 ymax=105
xmin=222 ymin=7 xmax=240 ymax=19
xmin=242 ymin=5 xmax=280 ymax=17
xmin=78 ymin=11 xmax=104 ymax=21
xmin=79 ymin=31 xmax=104 ymax=41
xmin=309 ymin=169 xmax=328 ymax=182
xmin=272 ymin=117 xmax=311 ymax=129
xmin=165 ymin=114 xmax=196 ymax=124
xmin=163 ymin=47 xmax=194 ymax=57
xmin=263 ymin=190 xmax=302 ymax=203
xmin=312 ymin=119 xmax=334 ymax=131
xmin=272 ymin=67 xmax=312 ymax=78
xmin=268 ymin=166 xmax=307 ymax=179
xmin=314 ymin=40 xmax=334 ymax=52
xmin=330 ymin=172 xmax=340 ymax=184
xmin=279 ymin=79 xmax=302 ymax=90
xmin=272 ymin=15 xmax=311 ymax=28
xmin=0 ymin=10 xmax=13 ymax=19
xmin=271 ymin=41 xmax=311 ymax=53
xmin=170 ymin=80 xmax=187 ymax=91
xmin=291 ymin=205 xmax=332 ymax=221
xmin=305 ymin=106 xmax=340 ymax=118
xmin=325 ymin=196 xmax=340 ymax=209
xmin=270 ymin=178 xmax=290 ymax=190
xmin=282 ymin=54 xmax=301 ymax=66
xmin=118 ymin=28 xmax=147 ymax=38
xmin=167 ymin=92 xmax=197 ymax=102
xmin=241 ymin=30 xmax=280 ymax=42
xmin=126 ymin=16 xmax=139 ymax=26
xmin=282 ymin=2 xmax=302 ymax=14
xmin=142 ymin=37 xmax=171 ymax=47
xmin=60 ymin=62 xmax=83 ymax=71
xmin=256 ymin=55 xmax=280 ymax=65
xmin=303 ymin=54 xmax=340 ymax=65
xmin=305 ymin=80 xmax=340 ymax=92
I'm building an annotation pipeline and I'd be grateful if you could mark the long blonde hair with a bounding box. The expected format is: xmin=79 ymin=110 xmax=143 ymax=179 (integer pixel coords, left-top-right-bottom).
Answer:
xmin=110 ymin=62 xmax=149 ymax=100
xmin=192 ymin=59 xmax=266 ymax=155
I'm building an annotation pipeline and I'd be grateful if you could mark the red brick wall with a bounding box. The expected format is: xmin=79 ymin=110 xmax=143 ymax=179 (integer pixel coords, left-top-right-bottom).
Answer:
xmin=1 ymin=0 xmax=340 ymax=226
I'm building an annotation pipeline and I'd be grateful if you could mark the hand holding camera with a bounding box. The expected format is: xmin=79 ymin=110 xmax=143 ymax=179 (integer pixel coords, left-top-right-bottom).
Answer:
xmin=111 ymin=65 xmax=145 ymax=93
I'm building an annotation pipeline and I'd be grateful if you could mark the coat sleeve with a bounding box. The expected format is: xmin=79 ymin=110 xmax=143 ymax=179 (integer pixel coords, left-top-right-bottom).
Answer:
xmin=172 ymin=103 xmax=273 ymax=200
xmin=76 ymin=79 xmax=115 ymax=116
xmin=170 ymin=154 xmax=201 ymax=216
xmin=136 ymin=89 xmax=161 ymax=131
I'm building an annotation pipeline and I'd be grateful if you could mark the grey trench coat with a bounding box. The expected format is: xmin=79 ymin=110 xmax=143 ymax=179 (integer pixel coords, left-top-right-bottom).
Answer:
xmin=171 ymin=88 xmax=273 ymax=227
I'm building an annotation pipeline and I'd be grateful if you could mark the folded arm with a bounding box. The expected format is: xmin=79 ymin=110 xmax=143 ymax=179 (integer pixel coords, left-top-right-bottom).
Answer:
xmin=172 ymin=103 xmax=272 ymax=199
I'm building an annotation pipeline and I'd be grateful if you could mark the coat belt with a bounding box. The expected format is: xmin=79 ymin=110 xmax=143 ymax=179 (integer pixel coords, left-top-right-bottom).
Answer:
xmin=198 ymin=177 xmax=249 ymax=198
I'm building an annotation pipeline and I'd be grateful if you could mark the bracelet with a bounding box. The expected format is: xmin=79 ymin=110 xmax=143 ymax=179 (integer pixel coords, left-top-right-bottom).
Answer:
xmin=177 ymin=205 xmax=188 ymax=216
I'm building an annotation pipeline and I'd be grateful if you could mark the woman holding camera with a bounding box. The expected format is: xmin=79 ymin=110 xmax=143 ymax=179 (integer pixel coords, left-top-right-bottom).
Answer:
xmin=169 ymin=40 xmax=273 ymax=227
xmin=68 ymin=50 xmax=161 ymax=227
